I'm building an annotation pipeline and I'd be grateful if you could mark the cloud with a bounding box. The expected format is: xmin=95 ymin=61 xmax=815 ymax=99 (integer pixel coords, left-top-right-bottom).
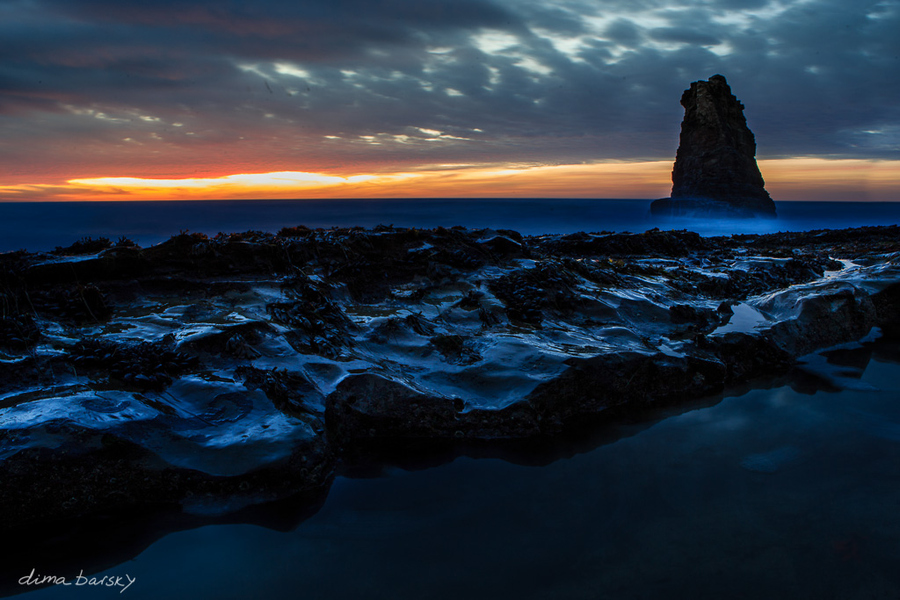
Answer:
xmin=1 ymin=0 xmax=899 ymax=191
xmin=602 ymin=18 xmax=644 ymax=46
xmin=648 ymin=27 xmax=721 ymax=47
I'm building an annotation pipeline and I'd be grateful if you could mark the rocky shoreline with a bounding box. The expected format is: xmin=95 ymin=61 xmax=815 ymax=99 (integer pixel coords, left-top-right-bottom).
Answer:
xmin=2 ymin=224 xmax=900 ymax=533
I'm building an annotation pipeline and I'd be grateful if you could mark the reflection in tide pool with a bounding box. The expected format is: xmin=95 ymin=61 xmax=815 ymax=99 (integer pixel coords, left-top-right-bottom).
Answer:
xmin=711 ymin=302 xmax=768 ymax=335
xmin=16 ymin=343 xmax=900 ymax=600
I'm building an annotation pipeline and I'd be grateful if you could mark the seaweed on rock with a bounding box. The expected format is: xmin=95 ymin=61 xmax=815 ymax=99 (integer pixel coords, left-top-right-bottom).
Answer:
xmin=69 ymin=339 xmax=200 ymax=391
xmin=490 ymin=261 xmax=582 ymax=326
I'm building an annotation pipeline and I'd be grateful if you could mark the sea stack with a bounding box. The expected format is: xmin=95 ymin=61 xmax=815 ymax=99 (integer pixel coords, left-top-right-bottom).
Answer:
xmin=651 ymin=75 xmax=776 ymax=217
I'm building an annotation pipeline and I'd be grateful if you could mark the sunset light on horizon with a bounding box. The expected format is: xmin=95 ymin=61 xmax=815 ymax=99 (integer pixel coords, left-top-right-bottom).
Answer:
xmin=2 ymin=158 xmax=898 ymax=203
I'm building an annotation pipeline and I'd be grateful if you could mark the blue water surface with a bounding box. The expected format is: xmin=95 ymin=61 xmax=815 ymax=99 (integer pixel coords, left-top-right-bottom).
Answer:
xmin=2 ymin=198 xmax=900 ymax=252
xmin=11 ymin=343 xmax=900 ymax=599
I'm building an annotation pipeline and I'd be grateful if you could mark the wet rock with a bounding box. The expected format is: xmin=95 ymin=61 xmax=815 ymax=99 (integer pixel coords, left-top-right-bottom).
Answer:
xmin=69 ymin=339 xmax=199 ymax=391
xmin=669 ymin=304 xmax=720 ymax=334
xmin=760 ymin=285 xmax=877 ymax=356
xmin=367 ymin=313 xmax=433 ymax=344
xmin=651 ymin=75 xmax=776 ymax=217
xmin=25 ymin=246 xmax=150 ymax=285
xmin=0 ymin=423 xmax=332 ymax=530
xmin=53 ymin=236 xmax=113 ymax=256
xmin=178 ymin=322 xmax=271 ymax=360
xmin=730 ymin=226 xmax=900 ymax=257
xmin=0 ymin=314 xmax=40 ymax=352
xmin=3 ymin=223 xmax=900 ymax=531
xmin=325 ymin=374 xmax=541 ymax=445
xmin=479 ymin=232 xmax=525 ymax=259
xmin=139 ymin=230 xmax=287 ymax=279
xmin=490 ymin=261 xmax=581 ymax=326
xmin=429 ymin=334 xmax=481 ymax=365
xmin=31 ymin=284 xmax=111 ymax=322
xmin=527 ymin=352 xmax=727 ymax=432
xmin=268 ymin=276 xmax=355 ymax=359
xmin=674 ymin=256 xmax=837 ymax=301
xmin=237 ymin=366 xmax=324 ymax=419
xmin=698 ymin=332 xmax=793 ymax=383
xmin=282 ymin=226 xmax=489 ymax=303
xmin=277 ymin=224 xmax=313 ymax=238
xmin=455 ymin=290 xmax=486 ymax=311
xmin=536 ymin=228 xmax=706 ymax=258
xmin=872 ymin=281 xmax=900 ymax=337
xmin=224 ymin=333 xmax=262 ymax=359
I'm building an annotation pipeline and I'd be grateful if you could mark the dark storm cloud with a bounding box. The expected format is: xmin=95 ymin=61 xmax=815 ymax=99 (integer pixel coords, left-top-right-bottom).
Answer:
xmin=648 ymin=27 xmax=721 ymax=46
xmin=1 ymin=0 xmax=898 ymax=180
xmin=45 ymin=0 xmax=516 ymax=29
xmin=602 ymin=19 xmax=644 ymax=46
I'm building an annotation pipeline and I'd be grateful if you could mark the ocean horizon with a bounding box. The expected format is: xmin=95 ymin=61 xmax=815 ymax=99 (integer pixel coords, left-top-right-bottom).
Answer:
xmin=3 ymin=198 xmax=900 ymax=253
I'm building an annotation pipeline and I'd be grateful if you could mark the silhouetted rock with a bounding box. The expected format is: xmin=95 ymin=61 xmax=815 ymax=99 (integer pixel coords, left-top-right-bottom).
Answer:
xmin=651 ymin=75 xmax=776 ymax=217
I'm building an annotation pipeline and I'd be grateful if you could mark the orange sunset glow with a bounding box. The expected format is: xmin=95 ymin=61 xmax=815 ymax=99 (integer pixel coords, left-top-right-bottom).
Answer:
xmin=2 ymin=159 xmax=898 ymax=203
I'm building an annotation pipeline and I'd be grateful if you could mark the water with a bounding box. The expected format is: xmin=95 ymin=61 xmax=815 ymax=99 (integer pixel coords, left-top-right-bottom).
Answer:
xmin=8 ymin=341 xmax=900 ymax=599
xmin=3 ymin=199 xmax=900 ymax=252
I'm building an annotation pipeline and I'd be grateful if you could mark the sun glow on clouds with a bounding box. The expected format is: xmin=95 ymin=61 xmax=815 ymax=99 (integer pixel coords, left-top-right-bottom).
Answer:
xmin=63 ymin=171 xmax=382 ymax=199
xmin=71 ymin=171 xmax=375 ymax=189
xmin=2 ymin=160 xmax=899 ymax=202
xmin=54 ymin=163 xmax=675 ymax=201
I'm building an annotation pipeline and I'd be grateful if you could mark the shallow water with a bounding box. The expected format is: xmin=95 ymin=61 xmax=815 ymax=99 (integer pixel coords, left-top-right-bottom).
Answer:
xmin=3 ymin=198 xmax=900 ymax=252
xmin=11 ymin=340 xmax=900 ymax=599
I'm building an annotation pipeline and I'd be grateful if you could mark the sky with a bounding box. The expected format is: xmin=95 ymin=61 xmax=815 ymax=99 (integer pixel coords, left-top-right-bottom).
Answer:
xmin=1 ymin=0 xmax=898 ymax=201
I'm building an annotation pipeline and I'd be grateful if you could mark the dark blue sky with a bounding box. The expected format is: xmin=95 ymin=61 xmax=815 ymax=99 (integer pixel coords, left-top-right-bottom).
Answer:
xmin=1 ymin=0 xmax=898 ymax=195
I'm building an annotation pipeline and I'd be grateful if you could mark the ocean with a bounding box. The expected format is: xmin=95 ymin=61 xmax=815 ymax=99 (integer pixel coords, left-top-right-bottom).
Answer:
xmin=3 ymin=198 xmax=900 ymax=253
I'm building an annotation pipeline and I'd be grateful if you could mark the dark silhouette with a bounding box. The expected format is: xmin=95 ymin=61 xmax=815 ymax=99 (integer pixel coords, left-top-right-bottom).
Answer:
xmin=651 ymin=74 xmax=777 ymax=217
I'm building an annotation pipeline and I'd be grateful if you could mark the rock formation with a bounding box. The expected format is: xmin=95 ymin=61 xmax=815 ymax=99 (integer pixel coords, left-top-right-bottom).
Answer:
xmin=5 ymin=224 xmax=900 ymax=537
xmin=651 ymin=74 xmax=777 ymax=217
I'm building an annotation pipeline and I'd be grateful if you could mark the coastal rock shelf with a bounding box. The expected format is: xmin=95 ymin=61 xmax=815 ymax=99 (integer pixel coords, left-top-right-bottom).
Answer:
xmin=2 ymin=225 xmax=900 ymax=529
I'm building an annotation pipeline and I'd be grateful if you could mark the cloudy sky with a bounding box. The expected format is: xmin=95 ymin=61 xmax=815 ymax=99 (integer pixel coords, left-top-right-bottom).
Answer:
xmin=1 ymin=0 xmax=898 ymax=200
